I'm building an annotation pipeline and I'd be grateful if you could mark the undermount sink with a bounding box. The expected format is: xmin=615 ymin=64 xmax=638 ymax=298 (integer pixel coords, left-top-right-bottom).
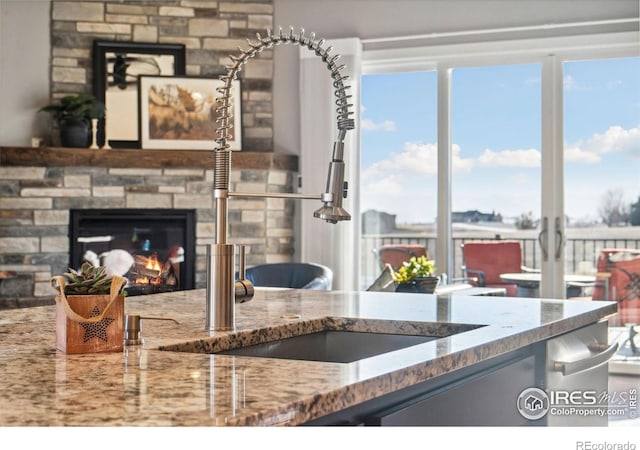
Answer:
xmin=159 ymin=317 xmax=485 ymax=363
xmin=216 ymin=330 xmax=437 ymax=363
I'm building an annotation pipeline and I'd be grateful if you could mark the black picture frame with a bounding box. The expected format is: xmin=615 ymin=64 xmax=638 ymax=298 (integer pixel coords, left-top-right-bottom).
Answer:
xmin=92 ymin=40 xmax=186 ymax=148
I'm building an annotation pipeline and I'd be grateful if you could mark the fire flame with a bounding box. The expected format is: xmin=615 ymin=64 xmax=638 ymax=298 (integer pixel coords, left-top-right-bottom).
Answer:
xmin=135 ymin=255 xmax=163 ymax=285
xmin=146 ymin=256 xmax=161 ymax=271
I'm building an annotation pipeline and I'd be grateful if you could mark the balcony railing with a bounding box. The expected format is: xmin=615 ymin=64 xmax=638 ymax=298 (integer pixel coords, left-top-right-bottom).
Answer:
xmin=361 ymin=233 xmax=640 ymax=289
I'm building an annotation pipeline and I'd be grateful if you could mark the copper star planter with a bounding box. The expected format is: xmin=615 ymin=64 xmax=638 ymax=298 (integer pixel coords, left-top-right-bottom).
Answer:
xmin=51 ymin=275 xmax=126 ymax=354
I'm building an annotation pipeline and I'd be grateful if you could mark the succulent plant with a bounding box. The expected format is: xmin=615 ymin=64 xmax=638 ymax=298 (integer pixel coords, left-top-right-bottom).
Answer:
xmin=63 ymin=262 xmax=117 ymax=295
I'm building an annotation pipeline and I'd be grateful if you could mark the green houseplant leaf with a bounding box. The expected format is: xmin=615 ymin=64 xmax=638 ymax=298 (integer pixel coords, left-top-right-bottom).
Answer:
xmin=40 ymin=93 xmax=105 ymax=122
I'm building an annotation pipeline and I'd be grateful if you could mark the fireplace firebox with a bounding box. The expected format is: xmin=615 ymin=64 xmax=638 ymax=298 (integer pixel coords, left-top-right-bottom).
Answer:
xmin=70 ymin=209 xmax=195 ymax=295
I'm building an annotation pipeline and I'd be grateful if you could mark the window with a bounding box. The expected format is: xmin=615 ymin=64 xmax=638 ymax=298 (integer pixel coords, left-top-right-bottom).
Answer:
xmin=359 ymin=31 xmax=639 ymax=295
xmin=563 ymin=57 xmax=640 ymax=273
xmin=360 ymin=71 xmax=437 ymax=287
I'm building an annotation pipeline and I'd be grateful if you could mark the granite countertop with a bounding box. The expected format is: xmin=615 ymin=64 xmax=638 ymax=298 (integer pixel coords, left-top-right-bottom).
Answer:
xmin=0 ymin=288 xmax=616 ymax=426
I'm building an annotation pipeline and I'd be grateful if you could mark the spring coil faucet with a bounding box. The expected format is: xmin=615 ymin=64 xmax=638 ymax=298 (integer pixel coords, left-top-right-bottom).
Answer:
xmin=205 ymin=27 xmax=355 ymax=331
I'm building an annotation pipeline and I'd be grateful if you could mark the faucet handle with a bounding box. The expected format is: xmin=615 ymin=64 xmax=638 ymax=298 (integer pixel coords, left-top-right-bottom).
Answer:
xmin=238 ymin=244 xmax=247 ymax=279
xmin=235 ymin=244 xmax=254 ymax=304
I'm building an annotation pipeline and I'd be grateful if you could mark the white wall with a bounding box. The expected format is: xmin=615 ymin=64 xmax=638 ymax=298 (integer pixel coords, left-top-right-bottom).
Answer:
xmin=0 ymin=0 xmax=50 ymax=146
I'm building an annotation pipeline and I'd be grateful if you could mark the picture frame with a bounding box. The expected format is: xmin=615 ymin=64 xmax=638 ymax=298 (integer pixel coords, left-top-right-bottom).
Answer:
xmin=92 ymin=41 xmax=186 ymax=148
xmin=138 ymin=76 xmax=242 ymax=151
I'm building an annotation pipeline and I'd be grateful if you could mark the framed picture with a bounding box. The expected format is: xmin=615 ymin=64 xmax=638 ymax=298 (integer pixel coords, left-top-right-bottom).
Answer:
xmin=92 ymin=41 xmax=186 ymax=148
xmin=138 ymin=76 xmax=242 ymax=150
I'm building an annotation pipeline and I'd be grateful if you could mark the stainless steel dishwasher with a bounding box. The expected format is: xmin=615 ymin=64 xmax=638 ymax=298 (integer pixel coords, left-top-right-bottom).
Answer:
xmin=546 ymin=321 xmax=618 ymax=426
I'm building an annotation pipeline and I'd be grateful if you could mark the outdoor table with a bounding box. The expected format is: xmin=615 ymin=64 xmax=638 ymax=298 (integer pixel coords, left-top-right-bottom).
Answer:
xmin=499 ymin=272 xmax=596 ymax=298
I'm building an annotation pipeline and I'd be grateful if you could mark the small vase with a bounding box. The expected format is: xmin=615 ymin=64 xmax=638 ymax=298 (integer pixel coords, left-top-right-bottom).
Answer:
xmin=395 ymin=276 xmax=440 ymax=294
xmin=102 ymin=117 xmax=112 ymax=149
xmin=59 ymin=117 xmax=91 ymax=148
xmin=89 ymin=118 xmax=99 ymax=149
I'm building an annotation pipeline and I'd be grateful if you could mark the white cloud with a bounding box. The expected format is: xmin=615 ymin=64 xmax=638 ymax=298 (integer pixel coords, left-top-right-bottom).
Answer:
xmin=361 ymin=174 xmax=404 ymax=196
xmin=361 ymin=118 xmax=396 ymax=132
xmin=451 ymin=144 xmax=475 ymax=172
xmin=564 ymin=146 xmax=601 ymax=163
xmin=567 ymin=124 xmax=640 ymax=162
xmin=564 ymin=74 xmax=593 ymax=91
xmin=362 ymin=142 xmax=474 ymax=180
xmin=361 ymin=125 xmax=639 ymax=186
xmin=363 ymin=142 xmax=437 ymax=179
xmin=582 ymin=125 xmax=639 ymax=154
xmin=477 ymin=148 xmax=541 ymax=167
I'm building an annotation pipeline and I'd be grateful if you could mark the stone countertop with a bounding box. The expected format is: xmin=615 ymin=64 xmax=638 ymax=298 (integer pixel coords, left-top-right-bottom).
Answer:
xmin=0 ymin=288 xmax=616 ymax=426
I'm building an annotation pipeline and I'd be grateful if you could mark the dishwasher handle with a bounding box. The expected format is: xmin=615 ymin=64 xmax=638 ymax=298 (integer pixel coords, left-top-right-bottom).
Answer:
xmin=551 ymin=342 xmax=618 ymax=376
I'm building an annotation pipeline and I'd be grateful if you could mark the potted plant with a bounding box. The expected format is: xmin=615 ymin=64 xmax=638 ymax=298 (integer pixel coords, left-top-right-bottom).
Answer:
xmin=50 ymin=262 xmax=127 ymax=354
xmin=40 ymin=93 xmax=105 ymax=148
xmin=393 ymin=255 xmax=440 ymax=294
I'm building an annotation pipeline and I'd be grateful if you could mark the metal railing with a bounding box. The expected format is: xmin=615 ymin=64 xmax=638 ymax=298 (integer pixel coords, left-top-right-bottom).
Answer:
xmin=361 ymin=233 xmax=640 ymax=288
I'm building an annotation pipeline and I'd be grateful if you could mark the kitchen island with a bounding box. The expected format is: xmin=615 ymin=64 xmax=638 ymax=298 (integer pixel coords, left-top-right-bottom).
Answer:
xmin=0 ymin=288 xmax=616 ymax=426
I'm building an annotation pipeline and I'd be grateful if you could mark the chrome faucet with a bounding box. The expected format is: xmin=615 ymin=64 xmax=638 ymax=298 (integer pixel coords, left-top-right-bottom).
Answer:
xmin=205 ymin=27 xmax=355 ymax=331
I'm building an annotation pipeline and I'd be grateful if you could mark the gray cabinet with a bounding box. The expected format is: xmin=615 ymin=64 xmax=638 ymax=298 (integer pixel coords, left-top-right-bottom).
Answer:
xmin=367 ymin=355 xmax=537 ymax=426
xmin=304 ymin=344 xmax=546 ymax=426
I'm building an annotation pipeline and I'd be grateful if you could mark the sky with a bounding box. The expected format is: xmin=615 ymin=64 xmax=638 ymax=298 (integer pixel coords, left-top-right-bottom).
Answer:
xmin=360 ymin=57 xmax=640 ymax=225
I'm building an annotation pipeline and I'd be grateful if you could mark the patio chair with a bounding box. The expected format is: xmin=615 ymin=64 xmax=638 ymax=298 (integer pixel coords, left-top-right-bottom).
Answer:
xmin=245 ymin=262 xmax=333 ymax=290
xmin=591 ymin=248 xmax=640 ymax=326
xmin=461 ymin=240 xmax=536 ymax=297
xmin=373 ymin=244 xmax=428 ymax=271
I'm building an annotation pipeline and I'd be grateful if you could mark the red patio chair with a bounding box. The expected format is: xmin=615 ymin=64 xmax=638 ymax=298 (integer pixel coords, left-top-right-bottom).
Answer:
xmin=592 ymin=248 xmax=640 ymax=326
xmin=461 ymin=240 xmax=534 ymax=297
xmin=373 ymin=244 xmax=428 ymax=271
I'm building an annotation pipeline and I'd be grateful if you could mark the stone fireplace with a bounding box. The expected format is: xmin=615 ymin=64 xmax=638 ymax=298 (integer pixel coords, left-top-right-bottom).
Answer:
xmin=0 ymin=146 xmax=298 ymax=309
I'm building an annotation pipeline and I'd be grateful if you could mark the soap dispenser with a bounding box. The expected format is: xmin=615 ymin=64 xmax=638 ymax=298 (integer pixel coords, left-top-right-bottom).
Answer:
xmin=124 ymin=314 xmax=179 ymax=346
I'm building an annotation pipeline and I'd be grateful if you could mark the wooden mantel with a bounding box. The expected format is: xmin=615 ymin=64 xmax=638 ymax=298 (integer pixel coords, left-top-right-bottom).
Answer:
xmin=0 ymin=146 xmax=298 ymax=171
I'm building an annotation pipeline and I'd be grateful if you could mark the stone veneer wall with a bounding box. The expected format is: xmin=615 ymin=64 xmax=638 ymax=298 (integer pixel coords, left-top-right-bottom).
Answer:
xmin=49 ymin=0 xmax=274 ymax=151
xmin=0 ymin=0 xmax=294 ymax=309
xmin=0 ymin=158 xmax=295 ymax=308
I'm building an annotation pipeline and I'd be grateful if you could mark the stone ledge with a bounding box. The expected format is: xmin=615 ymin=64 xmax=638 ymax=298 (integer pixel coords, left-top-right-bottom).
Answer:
xmin=0 ymin=147 xmax=298 ymax=172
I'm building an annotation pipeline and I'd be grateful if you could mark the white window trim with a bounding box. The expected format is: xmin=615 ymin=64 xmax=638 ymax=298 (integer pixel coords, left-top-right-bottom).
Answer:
xmin=363 ymin=31 xmax=639 ymax=73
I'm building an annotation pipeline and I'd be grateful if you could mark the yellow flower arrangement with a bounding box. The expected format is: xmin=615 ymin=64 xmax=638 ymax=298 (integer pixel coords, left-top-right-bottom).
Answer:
xmin=394 ymin=256 xmax=436 ymax=283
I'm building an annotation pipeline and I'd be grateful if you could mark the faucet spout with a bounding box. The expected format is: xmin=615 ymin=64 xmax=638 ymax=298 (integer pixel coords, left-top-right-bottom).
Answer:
xmin=314 ymin=140 xmax=350 ymax=223
xmin=206 ymin=27 xmax=355 ymax=331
